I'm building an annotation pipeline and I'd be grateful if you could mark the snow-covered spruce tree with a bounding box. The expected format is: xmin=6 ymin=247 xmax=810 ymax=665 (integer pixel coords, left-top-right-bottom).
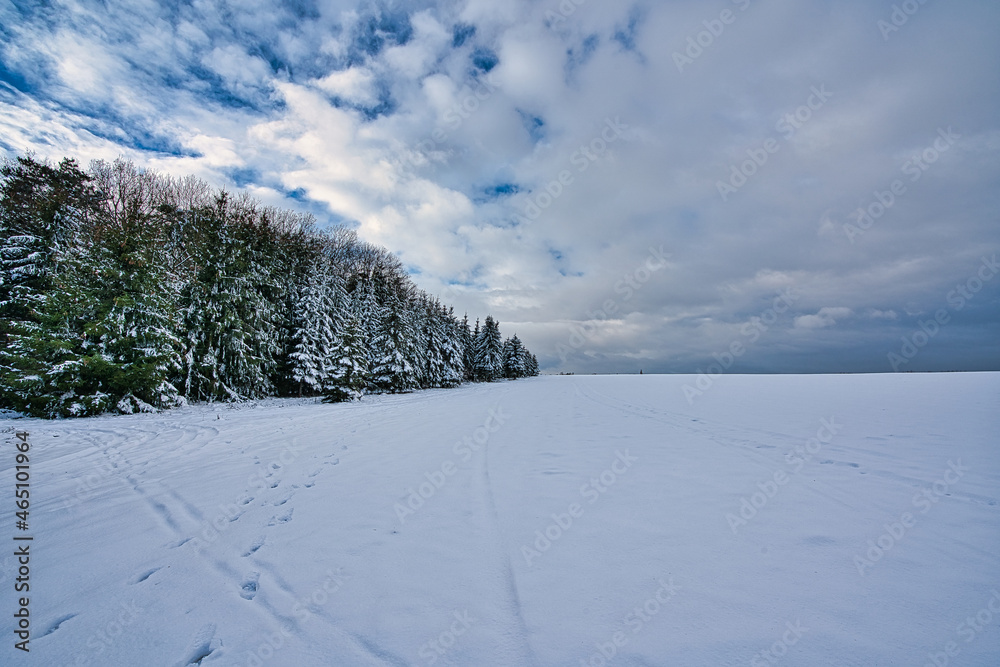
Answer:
xmin=473 ymin=315 xmax=503 ymax=382
xmin=349 ymin=274 xmax=382 ymax=375
xmin=323 ymin=305 xmax=369 ymax=402
xmin=503 ymin=334 xmax=526 ymax=379
xmin=469 ymin=318 xmax=481 ymax=379
xmin=288 ymin=265 xmax=341 ymax=395
xmin=0 ymin=156 xmax=108 ymax=416
xmin=83 ymin=159 xmax=183 ymax=413
xmin=259 ymin=204 xmax=320 ymax=397
xmin=369 ymin=294 xmax=420 ymax=393
xmin=410 ymin=295 xmax=431 ymax=388
xmin=438 ymin=306 xmax=465 ymax=388
xmin=179 ymin=194 xmax=281 ymax=402
xmin=416 ymin=297 xmax=444 ymax=388
xmin=418 ymin=300 xmax=463 ymax=388
xmin=10 ymin=242 xmax=110 ymax=416
xmin=524 ymin=351 xmax=540 ymax=377
xmin=459 ymin=314 xmax=474 ymax=381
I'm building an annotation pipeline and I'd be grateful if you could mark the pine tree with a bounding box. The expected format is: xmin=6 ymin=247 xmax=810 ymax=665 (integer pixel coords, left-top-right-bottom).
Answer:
xmin=525 ymin=352 xmax=540 ymax=377
xmin=83 ymin=207 xmax=182 ymax=413
xmin=323 ymin=307 xmax=369 ymax=402
xmin=438 ymin=306 xmax=464 ymax=387
xmin=179 ymin=195 xmax=280 ymax=402
xmin=418 ymin=297 xmax=449 ymax=388
xmin=369 ymin=295 xmax=420 ymax=393
xmin=289 ymin=268 xmax=340 ymax=395
xmin=350 ymin=275 xmax=382 ymax=374
xmin=503 ymin=334 xmax=526 ymax=379
xmin=473 ymin=315 xmax=503 ymax=382
xmin=0 ymin=156 xmax=114 ymax=416
xmin=459 ymin=314 xmax=474 ymax=381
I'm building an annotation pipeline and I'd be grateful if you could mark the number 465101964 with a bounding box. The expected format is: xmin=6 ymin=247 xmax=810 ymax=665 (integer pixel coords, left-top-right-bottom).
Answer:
xmin=15 ymin=431 xmax=30 ymax=529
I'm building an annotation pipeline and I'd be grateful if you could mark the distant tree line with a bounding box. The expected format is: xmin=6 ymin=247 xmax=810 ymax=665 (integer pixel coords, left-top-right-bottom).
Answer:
xmin=0 ymin=155 xmax=538 ymax=418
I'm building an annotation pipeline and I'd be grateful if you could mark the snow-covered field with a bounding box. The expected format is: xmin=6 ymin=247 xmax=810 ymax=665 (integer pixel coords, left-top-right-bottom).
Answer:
xmin=2 ymin=373 xmax=999 ymax=666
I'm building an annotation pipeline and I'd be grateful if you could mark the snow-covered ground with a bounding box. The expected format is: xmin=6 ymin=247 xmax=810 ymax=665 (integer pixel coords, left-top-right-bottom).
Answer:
xmin=2 ymin=373 xmax=999 ymax=666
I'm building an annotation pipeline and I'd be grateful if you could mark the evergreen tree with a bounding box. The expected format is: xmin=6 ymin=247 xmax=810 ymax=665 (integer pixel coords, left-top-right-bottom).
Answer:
xmin=438 ymin=306 xmax=464 ymax=388
xmin=369 ymin=295 xmax=420 ymax=393
xmin=179 ymin=195 xmax=280 ymax=402
xmin=417 ymin=297 xmax=450 ymax=388
xmin=473 ymin=315 xmax=503 ymax=382
xmin=289 ymin=268 xmax=340 ymax=395
xmin=0 ymin=156 xmax=112 ymax=416
xmin=350 ymin=275 xmax=382 ymax=373
xmin=503 ymin=334 xmax=526 ymax=379
xmin=525 ymin=352 xmax=540 ymax=377
xmin=459 ymin=314 xmax=474 ymax=381
xmin=81 ymin=204 xmax=182 ymax=413
xmin=323 ymin=308 xmax=369 ymax=402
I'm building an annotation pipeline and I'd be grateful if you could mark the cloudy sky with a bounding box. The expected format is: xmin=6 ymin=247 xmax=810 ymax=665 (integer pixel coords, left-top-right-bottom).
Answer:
xmin=2 ymin=0 xmax=998 ymax=374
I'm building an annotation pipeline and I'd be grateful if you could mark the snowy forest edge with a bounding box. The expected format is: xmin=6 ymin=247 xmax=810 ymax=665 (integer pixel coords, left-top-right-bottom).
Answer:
xmin=0 ymin=155 xmax=539 ymax=419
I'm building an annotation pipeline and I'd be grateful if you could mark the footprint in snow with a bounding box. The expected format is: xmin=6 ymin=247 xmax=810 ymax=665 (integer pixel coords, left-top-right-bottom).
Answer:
xmin=129 ymin=566 xmax=163 ymax=584
xmin=176 ymin=623 xmax=220 ymax=665
xmin=273 ymin=494 xmax=292 ymax=506
xmin=37 ymin=613 xmax=77 ymax=638
xmin=820 ymin=460 xmax=861 ymax=468
xmin=268 ymin=508 xmax=293 ymax=526
xmin=243 ymin=536 xmax=265 ymax=557
xmin=240 ymin=572 xmax=260 ymax=600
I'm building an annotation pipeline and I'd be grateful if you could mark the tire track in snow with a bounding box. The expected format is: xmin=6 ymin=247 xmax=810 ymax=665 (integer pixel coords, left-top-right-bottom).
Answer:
xmin=473 ymin=386 xmax=540 ymax=667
